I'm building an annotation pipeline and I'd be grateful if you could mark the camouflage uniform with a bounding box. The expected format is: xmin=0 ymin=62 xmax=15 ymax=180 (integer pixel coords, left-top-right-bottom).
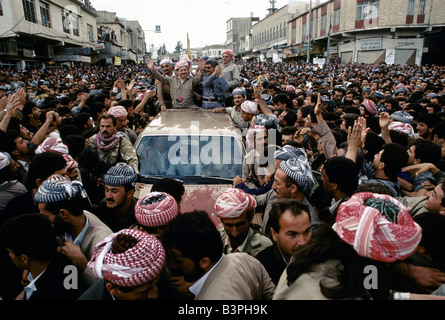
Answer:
xmin=87 ymin=133 xmax=139 ymax=178
xmin=218 ymin=225 xmax=273 ymax=258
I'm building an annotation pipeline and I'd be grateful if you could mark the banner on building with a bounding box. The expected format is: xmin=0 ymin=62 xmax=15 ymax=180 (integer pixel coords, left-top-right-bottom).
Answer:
xmin=95 ymin=43 xmax=105 ymax=50
xmin=313 ymin=58 xmax=326 ymax=68
xmin=23 ymin=49 xmax=36 ymax=58
xmin=360 ymin=38 xmax=382 ymax=51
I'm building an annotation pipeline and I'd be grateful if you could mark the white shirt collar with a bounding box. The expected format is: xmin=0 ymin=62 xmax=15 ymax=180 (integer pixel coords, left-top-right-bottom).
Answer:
xmin=329 ymin=198 xmax=343 ymax=214
xmin=25 ymin=270 xmax=46 ymax=300
xmin=189 ymin=254 xmax=223 ymax=297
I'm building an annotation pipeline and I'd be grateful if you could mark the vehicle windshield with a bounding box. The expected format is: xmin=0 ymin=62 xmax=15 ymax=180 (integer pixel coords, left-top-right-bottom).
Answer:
xmin=137 ymin=135 xmax=243 ymax=180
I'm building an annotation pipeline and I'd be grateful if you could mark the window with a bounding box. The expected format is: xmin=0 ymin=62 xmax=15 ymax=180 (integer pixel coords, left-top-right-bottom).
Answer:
xmin=315 ymin=16 xmax=318 ymax=37
xmin=407 ymin=0 xmax=415 ymax=15
xmin=87 ymin=24 xmax=94 ymax=42
xmin=419 ymin=0 xmax=426 ymax=15
xmin=334 ymin=8 xmax=341 ymax=25
xmin=62 ymin=11 xmax=70 ymax=34
xmin=356 ymin=0 xmax=380 ymax=21
xmin=0 ymin=1 xmax=3 ymax=16
xmin=40 ymin=2 xmax=51 ymax=28
xmin=23 ymin=0 xmax=36 ymax=23
xmin=321 ymin=14 xmax=327 ymax=30
xmin=72 ymin=14 xmax=79 ymax=36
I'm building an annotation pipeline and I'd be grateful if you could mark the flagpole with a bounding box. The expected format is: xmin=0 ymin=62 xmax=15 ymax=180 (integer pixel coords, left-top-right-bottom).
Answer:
xmin=187 ymin=33 xmax=191 ymax=60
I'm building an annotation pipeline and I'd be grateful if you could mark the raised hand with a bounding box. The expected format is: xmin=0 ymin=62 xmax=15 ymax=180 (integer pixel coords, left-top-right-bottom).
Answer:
xmin=314 ymin=92 xmax=322 ymax=116
xmin=379 ymin=111 xmax=391 ymax=128
xmin=146 ymin=58 xmax=155 ymax=71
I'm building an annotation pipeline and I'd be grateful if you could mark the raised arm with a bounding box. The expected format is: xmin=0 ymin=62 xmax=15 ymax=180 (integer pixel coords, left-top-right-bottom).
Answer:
xmin=312 ymin=92 xmax=338 ymax=159
xmin=31 ymin=109 xmax=57 ymax=146
xmin=0 ymin=94 xmax=22 ymax=133
xmin=379 ymin=112 xmax=392 ymax=144
xmin=146 ymin=58 xmax=169 ymax=85
xmin=134 ymin=89 xmax=157 ymax=114
xmin=345 ymin=117 xmax=365 ymax=163
xmin=253 ymin=84 xmax=272 ymax=116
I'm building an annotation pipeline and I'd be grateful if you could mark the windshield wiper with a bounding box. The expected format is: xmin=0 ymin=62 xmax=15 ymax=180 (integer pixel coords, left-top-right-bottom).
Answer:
xmin=182 ymin=175 xmax=234 ymax=184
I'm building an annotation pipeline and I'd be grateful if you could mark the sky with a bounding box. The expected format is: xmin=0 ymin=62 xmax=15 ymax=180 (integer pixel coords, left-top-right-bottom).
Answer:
xmin=91 ymin=0 xmax=292 ymax=52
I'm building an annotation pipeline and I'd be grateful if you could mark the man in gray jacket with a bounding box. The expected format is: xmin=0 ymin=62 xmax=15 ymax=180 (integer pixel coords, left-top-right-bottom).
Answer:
xmin=34 ymin=174 xmax=112 ymax=286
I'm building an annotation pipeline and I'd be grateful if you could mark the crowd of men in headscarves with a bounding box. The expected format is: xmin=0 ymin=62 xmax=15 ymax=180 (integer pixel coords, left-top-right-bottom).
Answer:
xmin=1 ymin=54 xmax=445 ymax=302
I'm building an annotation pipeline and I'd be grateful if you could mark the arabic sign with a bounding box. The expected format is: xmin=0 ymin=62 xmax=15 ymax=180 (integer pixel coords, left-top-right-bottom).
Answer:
xmin=360 ymin=38 xmax=382 ymax=51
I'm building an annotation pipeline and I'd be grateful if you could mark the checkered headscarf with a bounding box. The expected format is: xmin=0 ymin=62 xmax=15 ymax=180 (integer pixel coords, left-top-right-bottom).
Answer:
xmin=241 ymin=101 xmax=258 ymax=115
xmin=104 ymin=162 xmax=138 ymax=188
xmin=279 ymin=154 xmax=314 ymax=193
xmin=246 ymin=125 xmax=267 ymax=148
xmin=388 ymin=121 xmax=416 ymax=137
xmin=135 ymin=192 xmax=178 ymax=227
xmin=88 ymin=229 xmax=166 ymax=287
xmin=35 ymin=137 xmax=69 ymax=155
xmin=63 ymin=153 xmax=78 ymax=170
xmin=274 ymin=145 xmax=305 ymax=161
xmin=160 ymin=59 xmax=172 ymax=66
xmin=108 ymin=106 xmax=128 ymax=119
xmin=333 ymin=192 xmax=422 ymax=263
xmin=34 ymin=174 xmax=86 ymax=203
xmin=215 ymin=188 xmax=257 ymax=219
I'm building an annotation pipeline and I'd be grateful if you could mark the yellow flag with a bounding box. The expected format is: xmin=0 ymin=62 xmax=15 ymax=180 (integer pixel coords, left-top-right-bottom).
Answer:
xmin=187 ymin=33 xmax=191 ymax=60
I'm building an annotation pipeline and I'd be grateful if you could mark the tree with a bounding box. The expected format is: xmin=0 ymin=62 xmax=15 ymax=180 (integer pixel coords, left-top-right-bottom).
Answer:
xmin=174 ymin=41 xmax=183 ymax=53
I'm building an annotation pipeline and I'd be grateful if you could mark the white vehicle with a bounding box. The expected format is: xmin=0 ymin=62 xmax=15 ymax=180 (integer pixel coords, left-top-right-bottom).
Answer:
xmin=134 ymin=109 xmax=245 ymax=226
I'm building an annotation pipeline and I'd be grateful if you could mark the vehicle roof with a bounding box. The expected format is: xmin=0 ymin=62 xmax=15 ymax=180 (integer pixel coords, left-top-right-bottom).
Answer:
xmin=136 ymin=109 xmax=244 ymax=142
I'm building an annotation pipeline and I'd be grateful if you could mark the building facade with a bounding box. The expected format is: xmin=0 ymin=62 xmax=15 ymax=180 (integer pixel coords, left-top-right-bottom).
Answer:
xmin=201 ymin=45 xmax=227 ymax=59
xmin=249 ymin=1 xmax=309 ymax=61
xmin=226 ymin=16 xmax=259 ymax=58
xmin=287 ymin=0 xmax=445 ymax=65
xmin=0 ymin=1 xmax=147 ymax=69
xmin=0 ymin=0 xmax=99 ymax=69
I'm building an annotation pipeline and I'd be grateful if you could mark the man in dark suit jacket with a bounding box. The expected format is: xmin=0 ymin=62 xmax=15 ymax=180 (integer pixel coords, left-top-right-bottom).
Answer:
xmin=0 ymin=213 xmax=85 ymax=300
xmin=256 ymin=198 xmax=313 ymax=285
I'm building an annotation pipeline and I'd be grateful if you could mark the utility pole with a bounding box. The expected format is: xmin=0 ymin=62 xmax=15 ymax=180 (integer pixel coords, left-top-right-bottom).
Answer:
xmin=307 ymin=0 xmax=312 ymax=64
xmin=326 ymin=13 xmax=331 ymax=62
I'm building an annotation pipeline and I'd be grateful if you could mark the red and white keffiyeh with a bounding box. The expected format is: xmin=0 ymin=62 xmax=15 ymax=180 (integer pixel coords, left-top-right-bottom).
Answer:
xmin=175 ymin=58 xmax=191 ymax=70
xmin=35 ymin=137 xmax=69 ymax=155
xmin=246 ymin=125 xmax=267 ymax=148
xmin=215 ymin=188 xmax=257 ymax=219
xmin=0 ymin=152 xmax=10 ymax=170
xmin=333 ymin=192 xmax=422 ymax=263
xmin=108 ymin=106 xmax=128 ymax=119
xmin=388 ymin=121 xmax=416 ymax=137
xmin=88 ymin=229 xmax=165 ymax=287
xmin=135 ymin=192 xmax=178 ymax=227
xmin=241 ymin=100 xmax=259 ymax=115
xmin=63 ymin=153 xmax=78 ymax=170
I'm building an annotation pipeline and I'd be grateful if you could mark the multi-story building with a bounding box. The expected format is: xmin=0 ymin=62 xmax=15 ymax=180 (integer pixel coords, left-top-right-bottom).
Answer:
xmin=226 ymin=16 xmax=259 ymax=59
xmin=0 ymin=0 xmax=99 ymax=69
xmin=252 ymin=1 xmax=310 ymax=61
xmin=287 ymin=0 xmax=445 ymax=65
xmin=0 ymin=1 xmax=147 ymax=69
xmin=95 ymin=11 xmax=148 ymax=65
xmin=125 ymin=20 xmax=146 ymax=64
xmin=201 ymin=44 xmax=227 ymax=60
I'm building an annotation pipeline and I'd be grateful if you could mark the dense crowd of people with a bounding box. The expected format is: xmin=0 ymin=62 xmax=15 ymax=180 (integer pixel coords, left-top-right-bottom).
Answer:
xmin=1 ymin=49 xmax=445 ymax=301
